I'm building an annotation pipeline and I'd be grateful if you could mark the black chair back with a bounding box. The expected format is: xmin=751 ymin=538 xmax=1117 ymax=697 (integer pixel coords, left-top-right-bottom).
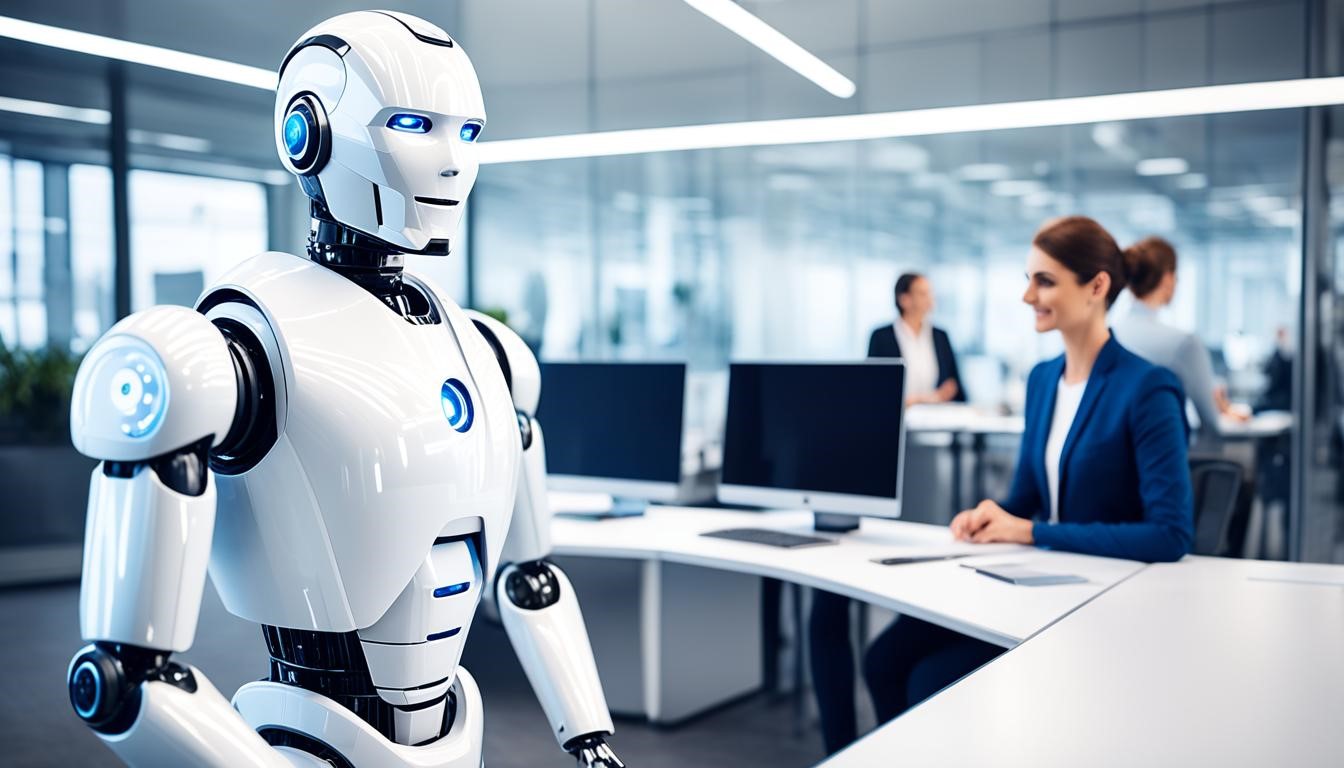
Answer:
xmin=1189 ymin=458 xmax=1243 ymax=556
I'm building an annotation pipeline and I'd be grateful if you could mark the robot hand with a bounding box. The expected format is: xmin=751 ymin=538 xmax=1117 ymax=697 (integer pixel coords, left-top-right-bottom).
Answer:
xmin=567 ymin=734 xmax=626 ymax=767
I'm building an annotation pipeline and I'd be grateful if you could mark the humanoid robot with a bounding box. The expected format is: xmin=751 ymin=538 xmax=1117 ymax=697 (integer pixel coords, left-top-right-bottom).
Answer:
xmin=64 ymin=11 xmax=623 ymax=767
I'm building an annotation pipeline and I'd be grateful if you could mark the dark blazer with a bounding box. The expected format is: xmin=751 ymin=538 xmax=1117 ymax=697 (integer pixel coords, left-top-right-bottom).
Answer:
xmin=1000 ymin=334 xmax=1193 ymax=563
xmin=867 ymin=323 xmax=968 ymax=403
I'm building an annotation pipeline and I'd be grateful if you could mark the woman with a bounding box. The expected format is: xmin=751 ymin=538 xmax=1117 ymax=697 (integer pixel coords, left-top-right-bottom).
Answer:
xmin=1114 ymin=235 xmax=1248 ymax=448
xmin=814 ymin=217 xmax=1194 ymax=756
xmin=867 ymin=273 xmax=966 ymax=405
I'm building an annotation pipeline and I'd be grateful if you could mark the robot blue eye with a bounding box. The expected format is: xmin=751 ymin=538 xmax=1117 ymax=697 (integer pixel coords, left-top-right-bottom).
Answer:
xmin=440 ymin=378 xmax=474 ymax=433
xmin=459 ymin=121 xmax=482 ymax=143
xmin=283 ymin=112 xmax=308 ymax=157
xmin=106 ymin=345 xmax=167 ymax=438
xmin=388 ymin=113 xmax=432 ymax=133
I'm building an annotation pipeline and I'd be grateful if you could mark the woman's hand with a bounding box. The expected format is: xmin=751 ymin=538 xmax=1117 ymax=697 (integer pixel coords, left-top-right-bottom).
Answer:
xmin=950 ymin=500 xmax=1034 ymax=544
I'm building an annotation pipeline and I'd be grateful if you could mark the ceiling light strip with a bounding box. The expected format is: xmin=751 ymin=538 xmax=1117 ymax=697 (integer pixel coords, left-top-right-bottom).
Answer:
xmin=0 ymin=15 xmax=277 ymax=89
xmin=477 ymin=76 xmax=1344 ymax=165
xmin=684 ymin=0 xmax=855 ymax=98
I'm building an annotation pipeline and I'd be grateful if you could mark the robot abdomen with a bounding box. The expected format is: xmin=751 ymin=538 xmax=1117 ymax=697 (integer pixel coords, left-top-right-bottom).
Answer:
xmin=205 ymin=252 xmax=519 ymax=632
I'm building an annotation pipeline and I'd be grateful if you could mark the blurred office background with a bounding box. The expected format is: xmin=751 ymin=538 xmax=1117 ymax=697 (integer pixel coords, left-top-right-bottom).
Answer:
xmin=2 ymin=0 xmax=1344 ymax=762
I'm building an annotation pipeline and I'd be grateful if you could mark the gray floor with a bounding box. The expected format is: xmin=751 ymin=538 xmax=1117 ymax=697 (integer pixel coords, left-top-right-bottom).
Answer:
xmin=0 ymin=580 xmax=826 ymax=768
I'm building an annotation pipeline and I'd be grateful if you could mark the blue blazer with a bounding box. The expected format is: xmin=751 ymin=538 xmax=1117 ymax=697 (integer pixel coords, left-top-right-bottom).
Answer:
xmin=1000 ymin=335 xmax=1194 ymax=563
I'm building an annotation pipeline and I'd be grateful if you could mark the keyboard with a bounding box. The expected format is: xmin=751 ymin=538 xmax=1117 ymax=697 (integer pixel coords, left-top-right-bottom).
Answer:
xmin=700 ymin=527 xmax=835 ymax=548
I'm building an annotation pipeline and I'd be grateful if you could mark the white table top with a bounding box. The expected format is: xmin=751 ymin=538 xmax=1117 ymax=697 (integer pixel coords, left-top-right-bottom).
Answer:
xmin=551 ymin=507 xmax=1144 ymax=648
xmin=823 ymin=556 xmax=1344 ymax=767
xmin=1217 ymin=409 xmax=1293 ymax=439
xmin=905 ymin=403 xmax=1025 ymax=435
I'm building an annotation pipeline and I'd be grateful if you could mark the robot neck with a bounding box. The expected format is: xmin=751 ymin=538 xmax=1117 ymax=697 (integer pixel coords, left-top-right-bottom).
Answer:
xmin=306 ymin=206 xmax=417 ymax=318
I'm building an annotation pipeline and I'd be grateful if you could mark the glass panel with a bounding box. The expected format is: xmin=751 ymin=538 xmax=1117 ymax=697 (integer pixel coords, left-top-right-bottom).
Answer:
xmin=68 ymin=164 xmax=115 ymax=352
xmin=129 ymin=170 xmax=268 ymax=311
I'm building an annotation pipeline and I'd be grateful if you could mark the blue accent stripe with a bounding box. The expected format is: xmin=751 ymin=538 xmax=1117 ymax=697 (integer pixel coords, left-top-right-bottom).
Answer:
xmin=433 ymin=582 xmax=471 ymax=598
xmin=427 ymin=628 xmax=461 ymax=642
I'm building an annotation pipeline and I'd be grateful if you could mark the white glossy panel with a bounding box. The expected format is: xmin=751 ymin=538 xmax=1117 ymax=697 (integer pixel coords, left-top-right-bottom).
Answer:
xmin=360 ymin=539 xmax=482 ymax=644
xmin=377 ymin=678 xmax=451 ymax=707
xmin=80 ymin=468 xmax=214 ymax=652
xmin=234 ymin=669 xmax=484 ymax=768
xmin=498 ymin=563 xmax=614 ymax=746
xmin=205 ymin=251 xmax=519 ymax=631
xmin=393 ymin=699 xmax=446 ymax=746
xmin=362 ymin=635 xmax=467 ymax=692
xmin=500 ymin=420 xmax=550 ymax=565
xmin=71 ymin=305 xmax=236 ymax=462
xmin=102 ymin=669 xmax=288 ymax=768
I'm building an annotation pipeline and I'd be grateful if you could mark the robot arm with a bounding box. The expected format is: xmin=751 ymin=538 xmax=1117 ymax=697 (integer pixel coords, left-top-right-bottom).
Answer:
xmin=66 ymin=306 xmax=290 ymax=767
xmin=468 ymin=312 xmax=623 ymax=768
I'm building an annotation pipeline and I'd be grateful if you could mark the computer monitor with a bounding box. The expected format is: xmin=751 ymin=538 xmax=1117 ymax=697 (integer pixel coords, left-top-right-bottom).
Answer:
xmin=718 ymin=361 xmax=906 ymax=530
xmin=536 ymin=361 xmax=687 ymax=503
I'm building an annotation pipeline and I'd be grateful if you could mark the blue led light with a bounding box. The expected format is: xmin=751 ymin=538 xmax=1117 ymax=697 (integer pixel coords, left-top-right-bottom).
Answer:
xmin=388 ymin=113 xmax=432 ymax=133
xmin=440 ymin=378 xmax=474 ymax=433
xmin=106 ymin=343 xmax=167 ymax=439
xmin=459 ymin=121 xmax=482 ymax=143
xmin=433 ymin=582 xmax=471 ymax=598
xmin=283 ymin=112 xmax=308 ymax=157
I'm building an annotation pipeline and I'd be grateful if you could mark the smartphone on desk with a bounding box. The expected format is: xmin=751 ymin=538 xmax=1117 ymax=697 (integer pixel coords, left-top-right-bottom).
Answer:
xmin=961 ymin=562 xmax=1087 ymax=586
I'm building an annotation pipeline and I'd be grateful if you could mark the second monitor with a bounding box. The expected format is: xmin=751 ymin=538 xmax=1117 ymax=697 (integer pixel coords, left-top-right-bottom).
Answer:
xmin=537 ymin=361 xmax=687 ymax=505
xmin=719 ymin=360 xmax=907 ymax=531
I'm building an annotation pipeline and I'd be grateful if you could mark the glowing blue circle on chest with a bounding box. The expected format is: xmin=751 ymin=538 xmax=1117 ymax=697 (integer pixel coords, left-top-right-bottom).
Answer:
xmin=440 ymin=378 xmax=474 ymax=433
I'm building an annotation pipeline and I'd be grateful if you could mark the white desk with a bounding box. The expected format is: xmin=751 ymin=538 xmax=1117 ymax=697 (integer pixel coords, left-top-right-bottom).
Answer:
xmin=551 ymin=507 xmax=1144 ymax=724
xmin=1218 ymin=409 xmax=1293 ymax=440
xmin=554 ymin=508 xmax=1142 ymax=648
xmin=823 ymin=556 xmax=1344 ymax=767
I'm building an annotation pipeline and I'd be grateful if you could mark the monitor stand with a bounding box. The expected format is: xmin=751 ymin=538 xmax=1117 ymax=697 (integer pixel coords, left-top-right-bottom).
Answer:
xmin=812 ymin=511 xmax=860 ymax=533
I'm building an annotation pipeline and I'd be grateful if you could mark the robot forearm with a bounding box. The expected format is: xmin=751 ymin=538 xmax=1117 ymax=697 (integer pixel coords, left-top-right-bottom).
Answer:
xmin=497 ymin=560 xmax=620 ymax=764
xmin=69 ymin=646 xmax=291 ymax=768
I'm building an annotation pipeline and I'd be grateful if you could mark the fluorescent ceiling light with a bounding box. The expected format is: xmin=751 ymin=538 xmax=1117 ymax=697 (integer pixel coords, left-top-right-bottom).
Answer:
xmin=478 ymin=76 xmax=1344 ymax=165
xmin=0 ymin=95 xmax=109 ymax=124
xmin=0 ymin=15 xmax=276 ymax=89
xmin=957 ymin=163 xmax=1013 ymax=181
xmin=683 ymin=0 xmax=855 ymax=98
xmin=1136 ymin=157 xmax=1189 ymax=176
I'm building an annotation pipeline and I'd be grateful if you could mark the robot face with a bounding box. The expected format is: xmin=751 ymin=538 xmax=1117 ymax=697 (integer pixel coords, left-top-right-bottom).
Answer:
xmin=275 ymin=12 xmax=486 ymax=253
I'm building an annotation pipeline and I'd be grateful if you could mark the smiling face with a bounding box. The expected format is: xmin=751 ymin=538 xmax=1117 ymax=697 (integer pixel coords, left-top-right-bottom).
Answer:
xmin=1022 ymin=246 xmax=1110 ymax=335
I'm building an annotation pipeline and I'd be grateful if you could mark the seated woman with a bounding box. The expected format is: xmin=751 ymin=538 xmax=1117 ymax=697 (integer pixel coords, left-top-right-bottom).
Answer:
xmin=812 ymin=216 xmax=1195 ymax=756
xmin=1113 ymin=235 xmax=1248 ymax=449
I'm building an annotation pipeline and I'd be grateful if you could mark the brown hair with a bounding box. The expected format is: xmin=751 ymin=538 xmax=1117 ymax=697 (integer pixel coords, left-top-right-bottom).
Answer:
xmin=1032 ymin=216 xmax=1125 ymax=308
xmin=1122 ymin=236 xmax=1177 ymax=299
xmin=894 ymin=272 xmax=922 ymax=316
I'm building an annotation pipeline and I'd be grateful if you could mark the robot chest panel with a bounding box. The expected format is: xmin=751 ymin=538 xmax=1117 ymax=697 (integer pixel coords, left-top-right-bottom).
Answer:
xmin=275 ymin=295 xmax=519 ymax=527
xmin=212 ymin=255 xmax=521 ymax=628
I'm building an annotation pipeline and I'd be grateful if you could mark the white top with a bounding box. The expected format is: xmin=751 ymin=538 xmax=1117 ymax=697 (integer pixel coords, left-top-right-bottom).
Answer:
xmin=821 ymin=557 xmax=1344 ymax=768
xmin=894 ymin=320 xmax=938 ymax=398
xmin=1045 ymin=376 xmax=1087 ymax=523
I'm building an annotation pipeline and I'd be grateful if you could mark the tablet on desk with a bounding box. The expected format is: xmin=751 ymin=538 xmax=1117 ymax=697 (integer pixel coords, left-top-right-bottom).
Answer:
xmin=962 ymin=563 xmax=1087 ymax=586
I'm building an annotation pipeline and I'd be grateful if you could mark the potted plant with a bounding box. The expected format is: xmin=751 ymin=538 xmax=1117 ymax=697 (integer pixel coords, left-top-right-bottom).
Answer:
xmin=0 ymin=337 xmax=97 ymax=571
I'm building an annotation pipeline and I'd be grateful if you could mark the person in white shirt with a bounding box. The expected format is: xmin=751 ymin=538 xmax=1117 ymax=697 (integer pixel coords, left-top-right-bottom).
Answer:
xmin=865 ymin=273 xmax=966 ymax=406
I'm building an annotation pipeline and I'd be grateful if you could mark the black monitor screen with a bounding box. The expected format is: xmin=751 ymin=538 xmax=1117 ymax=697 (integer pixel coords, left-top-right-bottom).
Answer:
xmin=537 ymin=362 xmax=686 ymax=484
xmin=720 ymin=362 xmax=905 ymax=499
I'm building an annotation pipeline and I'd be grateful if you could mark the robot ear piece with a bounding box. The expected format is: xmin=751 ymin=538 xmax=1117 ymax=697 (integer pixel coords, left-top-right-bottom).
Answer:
xmin=280 ymin=93 xmax=331 ymax=177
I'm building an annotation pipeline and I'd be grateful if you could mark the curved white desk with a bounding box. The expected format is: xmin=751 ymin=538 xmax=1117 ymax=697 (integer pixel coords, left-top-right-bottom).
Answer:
xmin=553 ymin=508 xmax=1143 ymax=648
xmin=551 ymin=507 xmax=1144 ymax=725
xmin=822 ymin=556 xmax=1344 ymax=767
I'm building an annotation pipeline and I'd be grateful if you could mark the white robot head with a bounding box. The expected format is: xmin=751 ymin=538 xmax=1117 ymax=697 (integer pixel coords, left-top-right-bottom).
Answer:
xmin=274 ymin=11 xmax=485 ymax=254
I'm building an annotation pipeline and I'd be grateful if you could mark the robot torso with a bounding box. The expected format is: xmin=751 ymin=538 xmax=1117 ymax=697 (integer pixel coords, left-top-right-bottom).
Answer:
xmin=198 ymin=250 xmax=520 ymax=633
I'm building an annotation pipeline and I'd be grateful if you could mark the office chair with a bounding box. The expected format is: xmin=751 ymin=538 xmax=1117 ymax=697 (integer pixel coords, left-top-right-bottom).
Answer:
xmin=1189 ymin=457 xmax=1244 ymax=556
